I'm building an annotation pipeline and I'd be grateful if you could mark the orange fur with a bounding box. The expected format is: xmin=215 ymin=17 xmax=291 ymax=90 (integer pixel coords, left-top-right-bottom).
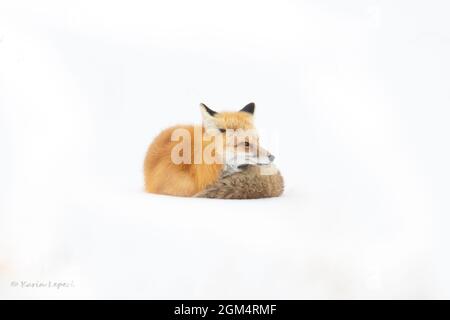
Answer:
xmin=211 ymin=112 xmax=254 ymax=130
xmin=144 ymin=111 xmax=255 ymax=196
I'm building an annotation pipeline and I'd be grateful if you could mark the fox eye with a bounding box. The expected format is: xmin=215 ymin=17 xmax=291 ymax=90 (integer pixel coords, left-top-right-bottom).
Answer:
xmin=219 ymin=128 xmax=226 ymax=133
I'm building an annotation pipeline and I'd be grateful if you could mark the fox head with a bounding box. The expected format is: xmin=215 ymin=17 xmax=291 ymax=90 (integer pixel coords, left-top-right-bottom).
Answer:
xmin=200 ymin=102 xmax=275 ymax=170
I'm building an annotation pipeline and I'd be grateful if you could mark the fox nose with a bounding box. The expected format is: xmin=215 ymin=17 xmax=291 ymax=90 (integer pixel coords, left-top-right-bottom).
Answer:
xmin=268 ymin=154 xmax=275 ymax=162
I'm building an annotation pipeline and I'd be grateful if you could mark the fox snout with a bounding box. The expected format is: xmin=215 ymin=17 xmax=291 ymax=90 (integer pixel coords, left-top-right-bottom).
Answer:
xmin=257 ymin=146 xmax=275 ymax=163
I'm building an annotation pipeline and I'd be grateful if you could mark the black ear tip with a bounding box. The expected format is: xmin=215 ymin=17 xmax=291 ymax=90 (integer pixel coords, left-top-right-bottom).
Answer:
xmin=240 ymin=102 xmax=255 ymax=114
xmin=200 ymin=103 xmax=217 ymax=116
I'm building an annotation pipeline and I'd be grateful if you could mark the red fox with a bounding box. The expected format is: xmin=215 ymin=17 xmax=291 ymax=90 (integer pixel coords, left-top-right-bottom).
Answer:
xmin=144 ymin=102 xmax=282 ymax=198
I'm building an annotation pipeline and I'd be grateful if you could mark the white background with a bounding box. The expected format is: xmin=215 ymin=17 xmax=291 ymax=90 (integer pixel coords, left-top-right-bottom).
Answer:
xmin=1 ymin=0 xmax=450 ymax=299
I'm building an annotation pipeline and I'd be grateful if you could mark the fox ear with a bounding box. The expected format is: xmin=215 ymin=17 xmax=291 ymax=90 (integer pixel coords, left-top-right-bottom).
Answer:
xmin=200 ymin=103 xmax=217 ymax=117
xmin=200 ymin=103 xmax=218 ymax=130
xmin=240 ymin=102 xmax=255 ymax=115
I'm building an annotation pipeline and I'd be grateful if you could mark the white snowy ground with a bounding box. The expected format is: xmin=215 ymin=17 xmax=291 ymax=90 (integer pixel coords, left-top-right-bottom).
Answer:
xmin=1 ymin=1 xmax=450 ymax=299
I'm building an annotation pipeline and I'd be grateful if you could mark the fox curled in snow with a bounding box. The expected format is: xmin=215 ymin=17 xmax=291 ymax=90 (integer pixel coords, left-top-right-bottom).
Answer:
xmin=143 ymin=102 xmax=284 ymax=199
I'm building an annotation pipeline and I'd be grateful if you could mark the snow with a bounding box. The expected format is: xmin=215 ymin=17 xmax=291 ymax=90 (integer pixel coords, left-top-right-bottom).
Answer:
xmin=1 ymin=0 xmax=450 ymax=299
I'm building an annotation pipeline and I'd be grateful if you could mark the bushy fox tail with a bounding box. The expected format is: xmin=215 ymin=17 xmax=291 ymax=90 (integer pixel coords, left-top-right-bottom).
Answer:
xmin=195 ymin=165 xmax=284 ymax=199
